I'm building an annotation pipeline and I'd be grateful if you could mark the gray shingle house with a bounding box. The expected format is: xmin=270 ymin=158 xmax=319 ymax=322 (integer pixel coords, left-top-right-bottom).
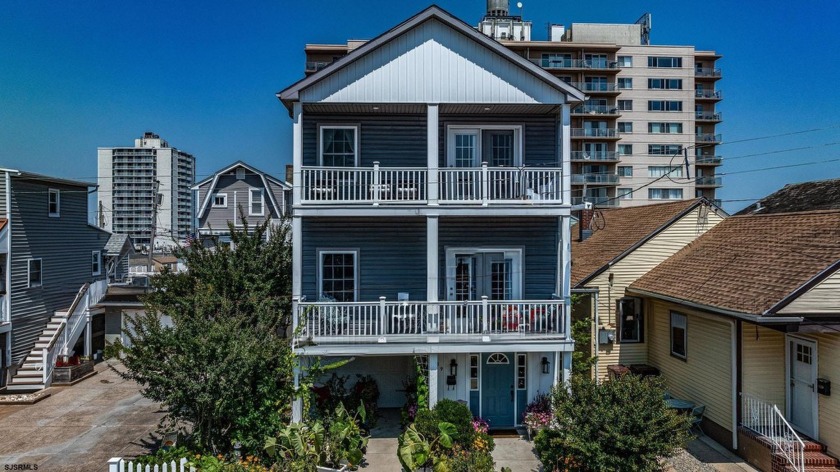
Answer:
xmin=279 ymin=6 xmax=583 ymax=428
xmin=192 ymin=161 xmax=290 ymax=246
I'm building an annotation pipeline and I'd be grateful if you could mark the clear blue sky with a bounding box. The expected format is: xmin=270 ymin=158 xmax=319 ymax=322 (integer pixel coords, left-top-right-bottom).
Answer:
xmin=1 ymin=0 xmax=838 ymax=213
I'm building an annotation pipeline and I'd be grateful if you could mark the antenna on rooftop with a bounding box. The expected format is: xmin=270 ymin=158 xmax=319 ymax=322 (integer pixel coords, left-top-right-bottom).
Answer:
xmin=635 ymin=13 xmax=652 ymax=45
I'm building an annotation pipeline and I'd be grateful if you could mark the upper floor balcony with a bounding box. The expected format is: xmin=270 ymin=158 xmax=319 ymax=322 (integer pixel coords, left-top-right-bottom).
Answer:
xmin=530 ymin=58 xmax=620 ymax=72
xmin=696 ymin=111 xmax=722 ymax=122
xmin=300 ymin=163 xmax=563 ymax=206
xmin=571 ymin=104 xmax=621 ymax=117
xmin=696 ymin=176 xmax=723 ymax=187
xmin=695 ymin=67 xmax=722 ymax=79
xmin=696 ymin=133 xmax=723 ymax=144
xmin=695 ymin=156 xmax=723 ymax=166
xmin=569 ymin=82 xmax=620 ymax=94
xmin=570 ymin=128 xmax=620 ymax=139
xmin=695 ymin=89 xmax=723 ymax=101
xmin=293 ymin=297 xmax=567 ymax=346
xmin=570 ymin=173 xmax=620 ymax=185
xmin=570 ymin=151 xmax=620 ymax=162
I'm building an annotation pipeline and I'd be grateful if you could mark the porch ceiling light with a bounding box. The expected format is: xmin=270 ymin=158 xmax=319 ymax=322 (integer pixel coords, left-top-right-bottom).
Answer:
xmin=541 ymin=356 xmax=550 ymax=374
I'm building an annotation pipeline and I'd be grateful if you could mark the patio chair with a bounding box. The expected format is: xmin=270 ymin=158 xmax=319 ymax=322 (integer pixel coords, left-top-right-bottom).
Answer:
xmin=690 ymin=405 xmax=705 ymax=435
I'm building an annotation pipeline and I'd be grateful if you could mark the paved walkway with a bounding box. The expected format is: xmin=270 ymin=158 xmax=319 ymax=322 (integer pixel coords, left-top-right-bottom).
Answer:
xmin=0 ymin=362 xmax=165 ymax=472
xmin=363 ymin=409 xmax=540 ymax=471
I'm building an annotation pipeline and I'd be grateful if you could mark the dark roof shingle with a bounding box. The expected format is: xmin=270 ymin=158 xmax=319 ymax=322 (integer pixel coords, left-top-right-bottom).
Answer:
xmin=629 ymin=210 xmax=840 ymax=315
xmin=571 ymin=199 xmax=704 ymax=286
xmin=735 ymin=178 xmax=840 ymax=215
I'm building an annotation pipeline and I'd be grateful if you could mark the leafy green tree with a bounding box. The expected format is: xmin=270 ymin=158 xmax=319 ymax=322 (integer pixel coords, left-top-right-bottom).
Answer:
xmin=109 ymin=219 xmax=295 ymax=456
xmin=535 ymin=375 xmax=691 ymax=472
xmin=570 ymin=294 xmax=596 ymax=380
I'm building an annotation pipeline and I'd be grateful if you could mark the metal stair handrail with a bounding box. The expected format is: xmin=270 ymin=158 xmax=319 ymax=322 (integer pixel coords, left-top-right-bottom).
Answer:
xmin=741 ymin=392 xmax=805 ymax=472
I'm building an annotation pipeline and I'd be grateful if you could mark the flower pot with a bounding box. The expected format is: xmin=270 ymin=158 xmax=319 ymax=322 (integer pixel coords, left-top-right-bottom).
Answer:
xmin=317 ymin=465 xmax=348 ymax=472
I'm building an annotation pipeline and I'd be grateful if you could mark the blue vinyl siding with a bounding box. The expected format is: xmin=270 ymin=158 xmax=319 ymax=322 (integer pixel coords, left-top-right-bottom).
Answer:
xmin=301 ymin=217 xmax=559 ymax=302
xmin=301 ymin=218 xmax=427 ymax=302
xmin=302 ymin=114 xmax=427 ymax=167
xmin=438 ymin=217 xmax=559 ymax=300
xmin=439 ymin=114 xmax=559 ymax=167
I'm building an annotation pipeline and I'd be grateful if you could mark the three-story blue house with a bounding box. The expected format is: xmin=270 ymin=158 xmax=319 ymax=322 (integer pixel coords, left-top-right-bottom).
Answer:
xmin=278 ymin=6 xmax=583 ymax=428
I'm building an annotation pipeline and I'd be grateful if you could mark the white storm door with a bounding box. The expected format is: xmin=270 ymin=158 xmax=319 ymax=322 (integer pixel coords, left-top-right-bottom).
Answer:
xmin=788 ymin=336 xmax=818 ymax=438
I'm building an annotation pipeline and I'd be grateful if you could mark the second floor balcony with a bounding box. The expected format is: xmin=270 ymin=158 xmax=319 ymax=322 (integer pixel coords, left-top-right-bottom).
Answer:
xmin=571 ymin=128 xmax=620 ymax=139
xmin=300 ymin=163 xmax=563 ymax=206
xmin=294 ymin=298 xmax=567 ymax=346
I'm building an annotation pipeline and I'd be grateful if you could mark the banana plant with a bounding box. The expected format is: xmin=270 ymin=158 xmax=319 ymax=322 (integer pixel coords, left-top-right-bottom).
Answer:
xmin=397 ymin=421 xmax=457 ymax=472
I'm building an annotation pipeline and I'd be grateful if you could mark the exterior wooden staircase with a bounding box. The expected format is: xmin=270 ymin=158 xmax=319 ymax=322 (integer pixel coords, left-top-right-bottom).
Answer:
xmin=6 ymin=280 xmax=107 ymax=392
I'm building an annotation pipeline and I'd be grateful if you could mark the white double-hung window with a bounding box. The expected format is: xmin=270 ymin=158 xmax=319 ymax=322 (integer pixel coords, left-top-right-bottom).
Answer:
xmin=249 ymin=189 xmax=264 ymax=216
xmin=318 ymin=250 xmax=359 ymax=302
xmin=320 ymin=126 xmax=359 ymax=167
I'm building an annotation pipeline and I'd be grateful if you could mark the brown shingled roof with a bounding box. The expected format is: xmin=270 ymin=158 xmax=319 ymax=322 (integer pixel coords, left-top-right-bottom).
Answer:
xmin=735 ymin=178 xmax=840 ymax=215
xmin=571 ymin=199 xmax=705 ymax=286
xmin=629 ymin=210 xmax=840 ymax=316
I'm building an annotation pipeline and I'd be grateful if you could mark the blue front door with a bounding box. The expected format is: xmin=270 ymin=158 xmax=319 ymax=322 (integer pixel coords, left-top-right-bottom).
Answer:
xmin=481 ymin=352 xmax=515 ymax=428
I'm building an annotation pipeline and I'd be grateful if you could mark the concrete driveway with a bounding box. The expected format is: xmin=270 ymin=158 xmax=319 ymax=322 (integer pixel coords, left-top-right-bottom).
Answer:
xmin=0 ymin=362 xmax=165 ymax=472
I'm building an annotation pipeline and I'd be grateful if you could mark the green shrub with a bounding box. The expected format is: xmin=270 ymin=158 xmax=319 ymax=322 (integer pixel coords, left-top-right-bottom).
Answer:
xmin=445 ymin=444 xmax=495 ymax=472
xmin=535 ymin=375 xmax=691 ymax=472
xmin=433 ymin=399 xmax=474 ymax=444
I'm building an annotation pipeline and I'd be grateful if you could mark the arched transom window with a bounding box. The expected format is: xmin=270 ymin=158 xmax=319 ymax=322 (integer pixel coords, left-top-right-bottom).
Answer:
xmin=487 ymin=353 xmax=510 ymax=365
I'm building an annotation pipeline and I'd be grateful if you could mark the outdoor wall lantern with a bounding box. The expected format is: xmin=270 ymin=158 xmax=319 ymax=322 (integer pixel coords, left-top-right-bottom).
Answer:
xmin=450 ymin=359 xmax=458 ymax=376
xmin=541 ymin=357 xmax=550 ymax=374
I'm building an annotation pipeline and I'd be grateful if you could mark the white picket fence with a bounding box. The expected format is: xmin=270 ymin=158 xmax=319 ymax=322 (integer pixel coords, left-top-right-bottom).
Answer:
xmin=107 ymin=457 xmax=194 ymax=472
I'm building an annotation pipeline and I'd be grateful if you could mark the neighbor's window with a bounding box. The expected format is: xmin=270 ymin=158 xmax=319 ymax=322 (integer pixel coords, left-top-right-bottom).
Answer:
xmin=92 ymin=251 xmax=101 ymax=276
xmin=320 ymin=126 xmax=359 ymax=167
xmin=648 ymin=78 xmax=683 ymax=90
xmin=28 ymin=258 xmax=42 ymax=288
xmin=249 ymin=189 xmax=264 ymax=216
xmin=617 ymin=78 xmax=633 ymax=90
xmin=617 ymin=166 xmax=633 ymax=177
xmin=670 ymin=312 xmax=687 ymax=359
xmin=618 ymin=144 xmax=633 ymax=155
xmin=212 ymin=193 xmax=227 ymax=208
xmin=618 ymin=100 xmax=633 ymax=111
xmin=48 ymin=189 xmax=60 ymax=217
xmin=319 ymin=250 xmax=358 ymax=302
xmin=648 ymin=100 xmax=683 ymax=112
xmin=648 ymin=188 xmax=684 ymax=200
xmin=619 ymin=297 xmax=643 ymax=343
xmin=617 ymin=56 xmax=632 ymax=67
xmin=617 ymin=188 xmax=633 ymax=199
xmin=648 ymin=56 xmax=683 ymax=68
xmin=618 ymin=122 xmax=633 ymax=133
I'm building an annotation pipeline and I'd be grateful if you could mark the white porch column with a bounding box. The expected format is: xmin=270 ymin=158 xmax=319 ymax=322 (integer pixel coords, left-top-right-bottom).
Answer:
xmin=427 ymin=215 xmax=439 ymax=303
xmin=559 ymin=351 xmax=571 ymax=387
xmin=292 ymin=368 xmax=302 ymax=422
xmin=427 ymin=104 xmax=439 ymax=205
xmin=428 ymin=353 xmax=439 ymax=408
xmin=292 ymin=216 xmax=302 ymax=299
xmin=560 ymin=103 xmax=571 ymax=206
xmin=292 ymin=102 xmax=303 ymax=207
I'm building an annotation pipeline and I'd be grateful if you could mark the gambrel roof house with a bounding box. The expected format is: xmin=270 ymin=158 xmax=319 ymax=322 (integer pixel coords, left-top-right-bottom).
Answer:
xmin=192 ymin=161 xmax=290 ymax=245
xmin=279 ymin=5 xmax=583 ymax=427
xmin=569 ymin=198 xmax=726 ymax=380
xmin=626 ymin=209 xmax=840 ymax=467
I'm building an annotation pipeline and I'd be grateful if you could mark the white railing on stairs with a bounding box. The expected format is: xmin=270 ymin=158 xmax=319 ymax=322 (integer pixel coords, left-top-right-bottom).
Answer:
xmin=108 ymin=457 xmax=194 ymax=472
xmin=42 ymin=320 xmax=66 ymax=386
xmin=741 ymin=392 xmax=805 ymax=472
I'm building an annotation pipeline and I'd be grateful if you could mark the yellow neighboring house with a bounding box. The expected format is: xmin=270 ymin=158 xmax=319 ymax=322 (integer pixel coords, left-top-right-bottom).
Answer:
xmin=628 ymin=209 xmax=840 ymax=470
xmin=571 ymin=198 xmax=726 ymax=381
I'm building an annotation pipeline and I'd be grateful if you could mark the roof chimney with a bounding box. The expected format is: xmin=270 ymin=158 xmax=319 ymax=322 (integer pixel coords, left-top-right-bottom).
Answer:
xmin=285 ymin=164 xmax=294 ymax=184
xmin=578 ymin=208 xmax=594 ymax=241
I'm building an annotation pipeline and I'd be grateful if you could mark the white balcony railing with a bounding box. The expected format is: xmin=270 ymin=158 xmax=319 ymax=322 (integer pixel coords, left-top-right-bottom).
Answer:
xmin=695 ymin=89 xmax=723 ymax=99
xmin=570 ymin=151 xmax=620 ymax=162
xmin=570 ymin=128 xmax=619 ymax=138
xmin=294 ymin=298 xmax=566 ymax=342
xmin=741 ymin=393 xmax=805 ymax=472
xmin=300 ymin=164 xmax=563 ymax=205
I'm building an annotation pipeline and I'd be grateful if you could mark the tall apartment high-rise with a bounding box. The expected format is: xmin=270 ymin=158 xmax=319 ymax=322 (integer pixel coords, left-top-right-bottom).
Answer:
xmin=98 ymin=132 xmax=196 ymax=249
xmin=480 ymin=2 xmax=722 ymax=207
xmin=305 ymin=3 xmax=722 ymax=208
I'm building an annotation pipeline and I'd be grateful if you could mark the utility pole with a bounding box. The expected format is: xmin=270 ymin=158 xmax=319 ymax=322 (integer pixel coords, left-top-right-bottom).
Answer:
xmin=147 ymin=180 xmax=161 ymax=273
xmin=98 ymin=201 xmax=105 ymax=228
